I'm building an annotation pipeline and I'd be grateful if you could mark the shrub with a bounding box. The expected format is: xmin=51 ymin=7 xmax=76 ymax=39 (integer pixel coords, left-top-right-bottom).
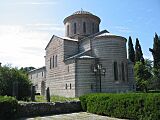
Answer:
xmin=79 ymin=93 xmax=160 ymax=120
xmin=0 ymin=96 xmax=18 ymax=119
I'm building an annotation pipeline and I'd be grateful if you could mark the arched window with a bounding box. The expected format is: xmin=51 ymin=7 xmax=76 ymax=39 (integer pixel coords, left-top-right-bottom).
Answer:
xmin=126 ymin=63 xmax=128 ymax=81
xmin=67 ymin=66 xmax=69 ymax=72
xmin=52 ymin=55 xmax=54 ymax=68
xmin=83 ymin=22 xmax=86 ymax=33
xmin=92 ymin=23 xmax=95 ymax=34
xmin=97 ymin=26 xmax=99 ymax=32
xmin=114 ymin=61 xmax=118 ymax=81
xmin=74 ymin=23 xmax=76 ymax=34
xmin=55 ymin=55 xmax=57 ymax=67
xmin=50 ymin=57 xmax=52 ymax=69
xmin=67 ymin=25 xmax=69 ymax=36
xmin=121 ymin=62 xmax=125 ymax=81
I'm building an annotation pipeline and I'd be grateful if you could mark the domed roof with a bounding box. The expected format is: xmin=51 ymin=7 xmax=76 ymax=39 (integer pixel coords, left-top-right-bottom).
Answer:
xmin=63 ymin=10 xmax=101 ymax=24
xmin=72 ymin=10 xmax=92 ymax=15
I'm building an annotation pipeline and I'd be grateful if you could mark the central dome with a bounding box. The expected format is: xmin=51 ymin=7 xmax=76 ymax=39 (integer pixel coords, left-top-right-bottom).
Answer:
xmin=63 ymin=10 xmax=101 ymax=40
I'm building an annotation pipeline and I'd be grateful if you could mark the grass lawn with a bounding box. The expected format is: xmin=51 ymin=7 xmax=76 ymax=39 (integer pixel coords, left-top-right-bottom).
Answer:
xmin=35 ymin=95 xmax=79 ymax=102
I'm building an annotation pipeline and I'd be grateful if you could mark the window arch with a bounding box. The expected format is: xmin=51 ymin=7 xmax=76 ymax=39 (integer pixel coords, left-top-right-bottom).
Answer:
xmin=121 ymin=62 xmax=125 ymax=81
xmin=74 ymin=23 xmax=76 ymax=34
xmin=42 ymin=72 xmax=43 ymax=77
xmin=114 ymin=61 xmax=118 ymax=81
xmin=53 ymin=55 xmax=54 ymax=68
xmin=126 ymin=63 xmax=128 ymax=81
xmin=67 ymin=25 xmax=69 ymax=36
xmin=50 ymin=57 xmax=52 ymax=69
xmin=55 ymin=55 xmax=57 ymax=67
xmin=92 ymin=23 xmax=95 ymax=34
xmin=83 ymin=22 xmax=86 ymax=33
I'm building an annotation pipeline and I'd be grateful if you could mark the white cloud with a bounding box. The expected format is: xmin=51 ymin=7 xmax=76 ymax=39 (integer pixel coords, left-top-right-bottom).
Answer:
xmin=16 ymin=1 xmax=57 ymax=5
xmin=0 ymin=24 xmax=64 ymax=68
xmin=30 ymin=2 xmax=57 ymax=5
xmin=26 ymin=23 xmax=64 ymax=32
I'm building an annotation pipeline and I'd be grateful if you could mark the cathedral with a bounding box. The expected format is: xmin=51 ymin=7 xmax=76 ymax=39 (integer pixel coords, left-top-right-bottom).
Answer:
xmin=28 ymin=10 xmax=135 ymax=97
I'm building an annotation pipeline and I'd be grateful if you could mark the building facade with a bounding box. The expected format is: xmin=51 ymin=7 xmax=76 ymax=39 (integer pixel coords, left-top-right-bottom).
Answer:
xmin=28 ymin=10 xmax=135 ymax=97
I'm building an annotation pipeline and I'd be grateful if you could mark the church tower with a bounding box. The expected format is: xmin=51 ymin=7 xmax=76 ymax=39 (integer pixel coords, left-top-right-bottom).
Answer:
xmin=63 ymin=10 xmax=101 ymax=40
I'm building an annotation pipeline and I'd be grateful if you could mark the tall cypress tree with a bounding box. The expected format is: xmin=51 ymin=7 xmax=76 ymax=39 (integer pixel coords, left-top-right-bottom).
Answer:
xmin=128 ymin=36 xmax=135 ymax=63
xmin=149 ymin=33 xmax=160 ymax=68
xmin=135 ymin=38 xmax=144 ymax=63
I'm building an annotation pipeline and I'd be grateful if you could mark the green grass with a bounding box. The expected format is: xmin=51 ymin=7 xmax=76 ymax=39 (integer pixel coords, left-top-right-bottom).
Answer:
xmin=35 ymin=95 xmax=45 ymax=102
xmin=35 ymin=95 xmax=79 ymax=102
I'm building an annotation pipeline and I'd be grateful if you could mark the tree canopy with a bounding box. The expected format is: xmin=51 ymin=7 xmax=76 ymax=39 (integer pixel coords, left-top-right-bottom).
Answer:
xmin=128 ymin=36 xmax=135 ymax=63
xmin=134 ymin=60 xmax=152 ymax=92
xmin=0 ymin=65 xmax=32 ymax=100
xmin=135 ymin=38 xmax=144 ymax=64
xmin=149 ymin=33 xmax=160 ymax=69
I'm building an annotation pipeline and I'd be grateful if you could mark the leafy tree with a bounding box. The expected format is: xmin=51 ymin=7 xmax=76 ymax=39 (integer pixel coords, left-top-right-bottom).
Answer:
xmin=135 ymin=38 xmax=144 ymax=63
xmin=128 ymin=36 xmax=135 ymax=63
xmin=149 ymin=33 xmax=160 ymax=90
xmin=0 ymin=65 xmax=32 ymax=100
xmin=152 ymin=68 xmax=160 ymax=90
xmin=149 ymin=33 xmax=160 ymax=69
xmin=134 ymin=60 xmax=152 ymax=92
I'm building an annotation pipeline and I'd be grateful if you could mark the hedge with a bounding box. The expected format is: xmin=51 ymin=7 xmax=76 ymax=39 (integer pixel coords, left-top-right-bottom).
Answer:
xmin=0 ymin=96 xmax=18 ymax=120
xmin=79 ymin=93 xmax=160 ymax=120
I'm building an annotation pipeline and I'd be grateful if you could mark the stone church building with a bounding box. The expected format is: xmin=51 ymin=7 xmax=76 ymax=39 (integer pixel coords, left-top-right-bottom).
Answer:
xmin=28 ymin=10 xmax=135 ymax=97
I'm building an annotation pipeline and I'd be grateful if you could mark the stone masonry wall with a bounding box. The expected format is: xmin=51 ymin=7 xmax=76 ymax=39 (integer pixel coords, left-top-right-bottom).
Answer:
xmin=28 ymin=67 xmax=46 ymax=95
xmin=45 ymin=36 xmax=77 ymax=97
xmin=17 ymin=101 xmax=82 ymax=118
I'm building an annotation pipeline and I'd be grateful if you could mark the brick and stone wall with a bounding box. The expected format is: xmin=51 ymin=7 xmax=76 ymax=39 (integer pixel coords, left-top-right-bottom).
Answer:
xmin=45 ymin=36 xmax=77 ymax=97
xmin=28 ymin=67 xmax=46 ymax=95
xmin=75 ymin=58 xmax=97 ymax=97
xmin=17 ymin=101 xmax=82 ymax=118
xmin=90 ymin=35 xmax=134 ymax=92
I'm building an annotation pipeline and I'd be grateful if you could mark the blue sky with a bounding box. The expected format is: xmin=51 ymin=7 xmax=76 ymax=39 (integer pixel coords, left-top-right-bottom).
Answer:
xmin=0 ymin=0 xmax=160 ymax=68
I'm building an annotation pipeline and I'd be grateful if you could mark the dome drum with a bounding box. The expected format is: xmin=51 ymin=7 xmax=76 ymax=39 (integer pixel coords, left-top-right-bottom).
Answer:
xmin=64 ymin=10 xmax=101 ymax=40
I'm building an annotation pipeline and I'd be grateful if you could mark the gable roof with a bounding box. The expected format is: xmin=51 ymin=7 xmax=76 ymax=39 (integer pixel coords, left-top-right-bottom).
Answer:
xmin=65 ymin=50 xmax=95 ymax=61
xmin=45 ymin=35 xmax=78 ymax=50
xmin=80 ymin=30 xmax=109 ymax=41
xmin=95 ymin=32 xmax=127 ymax=40
xmin=45 ymin=35 xmax=55 ymax=50
xmin=28 ymin=66 xmax=46 ymax=73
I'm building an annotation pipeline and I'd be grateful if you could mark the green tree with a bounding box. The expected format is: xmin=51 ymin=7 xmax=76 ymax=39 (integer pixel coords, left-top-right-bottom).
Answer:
xmin=149 ymin=33 xmax=160 ymax=90
xmin=0 ymin=65 xmax=32 ymax=100
xmin=134 ymin=60 xmax=152 ymax=92
xmin=135 ymin=38 xmax=144 ymax=63
xmin=152 ymin=68 xmax=160 ymax=90
xmin=128 ymin=36 xmax=135 ymax=63
xmin=149 ymin=33 xmax=160 ymax=68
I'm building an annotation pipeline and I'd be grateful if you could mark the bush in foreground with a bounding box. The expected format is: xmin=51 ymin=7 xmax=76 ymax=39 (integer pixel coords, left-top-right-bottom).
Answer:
xmin=0 ymin=96 xmax=18 ymax=119
xmin=79 ymin=93 xmax=160 ymax=120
